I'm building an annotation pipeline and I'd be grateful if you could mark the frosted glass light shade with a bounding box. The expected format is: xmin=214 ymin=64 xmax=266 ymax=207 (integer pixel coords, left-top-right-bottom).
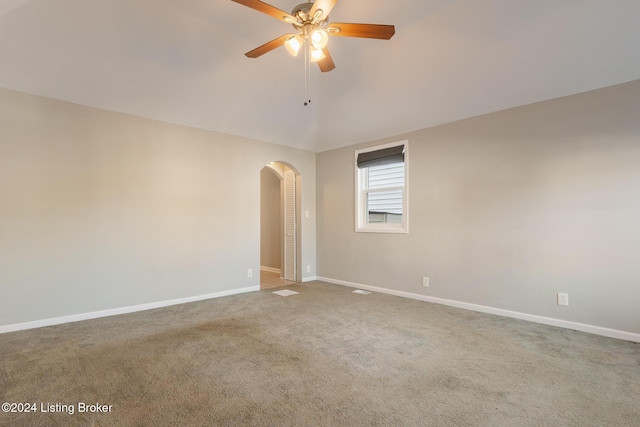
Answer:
xmin=311 ymin=29 xmax=329 ymax=49
xmin=310 ymin=47 xmax=326 ymax=62
xmin=285 ymin=34 xmax=304 ymax=56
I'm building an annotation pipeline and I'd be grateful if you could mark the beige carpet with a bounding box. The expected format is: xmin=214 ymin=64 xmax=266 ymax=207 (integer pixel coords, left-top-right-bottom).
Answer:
xmin=1 ymin=281 xmax=638 ymax=426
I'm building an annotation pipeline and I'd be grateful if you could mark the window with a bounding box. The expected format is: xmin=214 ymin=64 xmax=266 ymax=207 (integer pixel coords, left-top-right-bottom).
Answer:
xmin=355 ymin=141 xmax=408 ymax=233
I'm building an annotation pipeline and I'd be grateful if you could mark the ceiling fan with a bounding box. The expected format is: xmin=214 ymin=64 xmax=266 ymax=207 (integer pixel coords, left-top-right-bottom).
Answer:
xmin=231 ymin=0 xmax=395 ymax=72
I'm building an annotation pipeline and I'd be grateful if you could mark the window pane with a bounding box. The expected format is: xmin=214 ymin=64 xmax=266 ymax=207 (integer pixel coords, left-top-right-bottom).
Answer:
xmin=367 ymin=163 xmax=404 ymax=189
xmin=367 ymin=190 xmax=403 ymax=223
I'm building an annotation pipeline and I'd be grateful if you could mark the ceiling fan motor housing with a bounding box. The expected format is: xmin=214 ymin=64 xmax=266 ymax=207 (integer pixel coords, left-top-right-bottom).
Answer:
xmin=291 ymin=2 xmax=328 ymax=29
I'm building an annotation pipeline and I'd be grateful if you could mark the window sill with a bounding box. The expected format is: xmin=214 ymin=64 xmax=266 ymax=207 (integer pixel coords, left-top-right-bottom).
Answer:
xmin=355 ymin=225 xmax=408 ymax=234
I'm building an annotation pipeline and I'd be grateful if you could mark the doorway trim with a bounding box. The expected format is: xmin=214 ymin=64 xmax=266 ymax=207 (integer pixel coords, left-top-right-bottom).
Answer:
xmin=261 ymin=161 xmax=302 ymax=283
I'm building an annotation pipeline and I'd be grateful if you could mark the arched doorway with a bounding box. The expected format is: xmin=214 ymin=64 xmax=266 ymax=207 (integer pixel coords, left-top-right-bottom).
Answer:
xmin=260 ymin=162 xmax=301 ymax=289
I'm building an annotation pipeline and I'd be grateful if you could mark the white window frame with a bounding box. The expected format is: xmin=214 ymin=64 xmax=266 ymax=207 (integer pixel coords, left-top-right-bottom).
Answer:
xmin=355 ymin=140 xmax=409 ymax=233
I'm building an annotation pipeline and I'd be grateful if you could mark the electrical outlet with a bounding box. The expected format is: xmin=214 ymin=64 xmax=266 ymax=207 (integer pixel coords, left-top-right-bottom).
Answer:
xmin=557 ymin=292 xmax=569 ymax=306
xmin=247 ymin=269 xmax=253 ymax=278
xmin=306 ymin=265 xmax=311 ymax=273
xmin=422 ymin=277 xmax=429 ymax=287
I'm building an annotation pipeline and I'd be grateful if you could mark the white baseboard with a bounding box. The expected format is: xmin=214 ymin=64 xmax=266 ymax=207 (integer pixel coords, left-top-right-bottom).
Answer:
xmin=301 ymin=276 xmax=318 ymax=283
xmin=0 ymin=286 xmax=260 ymax=335
xmin=260 ymin=266 xmax=281 ymax=274
xmin=316 ymin=276 xmax=640 ymax=343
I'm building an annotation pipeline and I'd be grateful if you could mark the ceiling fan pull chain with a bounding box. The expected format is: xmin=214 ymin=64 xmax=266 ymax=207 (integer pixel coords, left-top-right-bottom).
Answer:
xmin=308 ymin=41 xmax=312 ymax=106
xmin=304 ymin=39 xmax=311 ymax=107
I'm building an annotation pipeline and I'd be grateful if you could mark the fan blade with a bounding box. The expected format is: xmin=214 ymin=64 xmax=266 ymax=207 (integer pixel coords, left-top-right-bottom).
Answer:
xmin=328 ymin=23 xmax=395 ymax=39
xmin=245 ymin=34 xmax=293 ymax=58
xmin=231 ymin=0 xmax=296 ymax=23
xmin=309 ymin=0 xmax=338 ymax=21
xmin=317 ymin=48 xmax=335 ymax=72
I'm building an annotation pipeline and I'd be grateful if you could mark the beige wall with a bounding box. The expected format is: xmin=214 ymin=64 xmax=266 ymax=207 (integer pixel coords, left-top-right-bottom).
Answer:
xmin=3 ymin=80 xmax=639 ymax=335
xmin=317 ymin=80 xmax=640 ymax=335
xmin=0 ymin=88 xmax=316 ymax=327
xmin=260 ymin=167 xmax=281 ymax=270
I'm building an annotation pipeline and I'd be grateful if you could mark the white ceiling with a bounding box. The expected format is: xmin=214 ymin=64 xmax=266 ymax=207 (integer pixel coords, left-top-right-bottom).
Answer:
xmin=1 ymin=0 xmax=640 ymax=152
